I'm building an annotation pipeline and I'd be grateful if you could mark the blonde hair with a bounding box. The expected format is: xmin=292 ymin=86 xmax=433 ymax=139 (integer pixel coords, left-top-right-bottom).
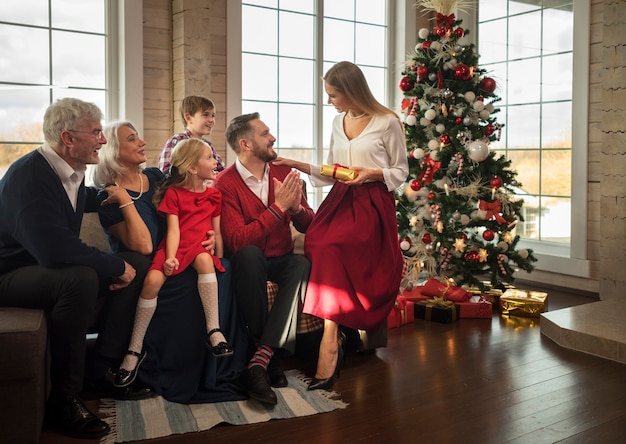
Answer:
xmin=323 ymin=61 xmax=395 ymax=117
xmin=153 ymin=138 xmax=206 ymax=206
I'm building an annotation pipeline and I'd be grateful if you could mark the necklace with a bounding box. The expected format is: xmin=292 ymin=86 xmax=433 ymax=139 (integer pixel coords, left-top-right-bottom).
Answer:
xmin=347 ymin=110 xmax=368 ymax=119
xmin=116 ymin=171 xmax=144 ymax=201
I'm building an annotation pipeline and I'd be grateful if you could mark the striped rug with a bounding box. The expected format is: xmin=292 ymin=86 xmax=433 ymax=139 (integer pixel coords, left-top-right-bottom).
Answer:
xmin=99 ymin=370 xmax=348 ymax=443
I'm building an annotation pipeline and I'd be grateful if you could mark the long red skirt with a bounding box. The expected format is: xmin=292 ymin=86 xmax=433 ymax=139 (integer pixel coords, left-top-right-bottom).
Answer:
xmin=303 ymin=181 xmax=403 ymax=330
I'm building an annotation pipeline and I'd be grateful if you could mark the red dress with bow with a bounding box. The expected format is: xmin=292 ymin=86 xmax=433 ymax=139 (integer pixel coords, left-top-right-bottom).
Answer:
xmin=149 ymin=186 xmax=225 ymax=274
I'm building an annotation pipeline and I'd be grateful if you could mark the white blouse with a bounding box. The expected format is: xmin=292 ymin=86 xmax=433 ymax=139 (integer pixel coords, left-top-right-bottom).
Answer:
xmin=309 ymin=113 xmax=409 ymax=192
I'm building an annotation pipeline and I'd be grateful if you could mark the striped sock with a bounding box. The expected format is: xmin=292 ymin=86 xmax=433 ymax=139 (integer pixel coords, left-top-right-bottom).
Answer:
xmin=248 ymin=345 xmax=274 ymax=370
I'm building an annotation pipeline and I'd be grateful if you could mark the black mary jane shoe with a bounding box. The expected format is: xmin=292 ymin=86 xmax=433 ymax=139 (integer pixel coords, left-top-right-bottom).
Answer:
xmin=114 ymin=350 xmax=147 ymax=388
xmin=207 ymin=328 xmax=234 ymax=358
xmin=47 ymin=394 xmax=110 ymax=439
xmin=308 ymin=336 xmax=345 ymax=391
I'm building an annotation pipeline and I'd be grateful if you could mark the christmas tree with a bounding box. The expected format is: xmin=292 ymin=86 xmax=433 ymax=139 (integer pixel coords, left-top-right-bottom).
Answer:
xmin=396 ymin=0 xmax=537 ymax=291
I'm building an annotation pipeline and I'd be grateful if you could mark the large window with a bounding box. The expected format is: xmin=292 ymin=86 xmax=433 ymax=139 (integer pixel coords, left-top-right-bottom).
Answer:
xmin=478 ymin=0 xmax=575 ymax=246
xmin=0 ymin=1 xmax=107 ymax=178
xmin=240 ymin=0 xmax=389 ymax=208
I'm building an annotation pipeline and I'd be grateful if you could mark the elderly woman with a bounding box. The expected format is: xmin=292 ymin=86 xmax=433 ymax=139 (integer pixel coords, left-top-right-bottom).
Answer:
xmin=90 ymin=121 xmax=250 ymax=403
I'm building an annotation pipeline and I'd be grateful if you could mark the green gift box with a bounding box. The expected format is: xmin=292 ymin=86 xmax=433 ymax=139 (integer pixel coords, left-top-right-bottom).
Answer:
xmin=414 ymin=297 xmax=460 ymax=323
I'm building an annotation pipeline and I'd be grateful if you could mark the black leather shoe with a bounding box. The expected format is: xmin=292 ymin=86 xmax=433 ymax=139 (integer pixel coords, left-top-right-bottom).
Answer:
xmin=207 ymin=328 xmax=234 ymax=358
xmin=114 ymin=350 xmax=147 ymax=387
xmin=238 ymin=365 xmax=277 ymax=406
xmin=47 ymin=394 xmax=109 ymax=439
xmin=308 ymin=337 xmax=344 ymax=391
xmin=83 ymin=371 xmax=154 ymax=401
xmin=267 ymin=358 xmax=288 ymax=388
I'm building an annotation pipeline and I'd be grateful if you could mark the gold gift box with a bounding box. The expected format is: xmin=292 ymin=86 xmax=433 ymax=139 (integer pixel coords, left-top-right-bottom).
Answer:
xmin=321 ymin=164 xmax=357 ymax=181
xmin=462 ymin=282 xmax=504 ymax=305
xmin=499 ymin=289 xmax=548 ymax=317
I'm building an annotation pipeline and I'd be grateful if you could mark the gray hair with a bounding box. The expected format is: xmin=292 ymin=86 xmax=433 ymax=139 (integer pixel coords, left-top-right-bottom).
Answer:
xmin=90 ymin=120 xmax=142 ymax=187
xmin=43 ymin=98 xmax=103 ymax=149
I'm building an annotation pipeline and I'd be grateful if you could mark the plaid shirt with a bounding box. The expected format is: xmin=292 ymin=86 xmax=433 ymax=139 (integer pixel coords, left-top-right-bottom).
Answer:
xmin=158 ymin=129 xmax=226 ymax=175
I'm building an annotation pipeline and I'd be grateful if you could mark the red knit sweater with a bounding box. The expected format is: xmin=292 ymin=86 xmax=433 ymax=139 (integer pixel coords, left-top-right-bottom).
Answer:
xmin=214 ymin=163 xmax=314 ymax=258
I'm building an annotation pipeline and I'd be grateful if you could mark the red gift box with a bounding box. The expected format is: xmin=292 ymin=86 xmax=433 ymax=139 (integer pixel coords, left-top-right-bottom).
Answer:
xmin=421 ymin=277 xmax=472 ymax=302
xmin=457 ymin=295 xmax=492 ymax=318
xmin=387 ymin=295 xmax=415 ymax=328
xmin=402 ymin=286 xmax=430 ymax=303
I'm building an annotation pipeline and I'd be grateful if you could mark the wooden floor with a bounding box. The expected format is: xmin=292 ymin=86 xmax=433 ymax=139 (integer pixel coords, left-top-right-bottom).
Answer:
xmin=40 ymin=286 xmax=626 ymax=444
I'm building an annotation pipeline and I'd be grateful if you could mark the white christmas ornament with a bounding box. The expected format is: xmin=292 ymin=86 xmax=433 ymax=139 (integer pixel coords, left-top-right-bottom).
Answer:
xmin=467 ymin=140 xmax=489 ymax=162
xmin=400 ymin=239 xmax=411 ymax=251
xmin=406 ymin=115 xmax=417 ymax=126
xmin=464 ymin=91 xmax=475 ymax=103
xmin=411 ymin=148 xmax=425 ymax=159
xmin=430 ymin=149 xmax=440 ymax=161
xmin=420 ymin=117 xmax=431 ymax=127
xmin=418 ymin=28 xmax=430 ymax=39
xmin=424 ymin=109 xmax=437 ymax=120
xmin=479 ymin=109 xmax=491 ymax=120
xmin=428 ymin=139 xmax=440 ymax=150
xmin=431 ymin=41 xmax=441 ymax=51
xmin=473 ymin=101 xmax=485 ymax=112
xmin=436 ymin=123 xmax=446 ymax=133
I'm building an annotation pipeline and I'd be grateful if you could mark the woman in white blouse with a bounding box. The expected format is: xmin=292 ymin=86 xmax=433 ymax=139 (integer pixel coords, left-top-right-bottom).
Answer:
xmin=275 ymin=61 xmax=409 ymax=391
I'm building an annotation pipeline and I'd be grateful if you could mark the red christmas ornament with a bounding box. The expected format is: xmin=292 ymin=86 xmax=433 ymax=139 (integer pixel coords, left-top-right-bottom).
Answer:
xmin=479 ymin=77 xmax=497 ymax=93
xmin=460 ymin=233 xmax=468 ymax=241
xmin=422 ymin=233 xmax=432 ymax=244
xmin=427 ymin=192 xmax=436 ymax=200
xmin=455 ymin=27 xmax=465 ymax=38
xmin=490 ymin=177 xmax=503 ymax=189
xmin=454 ymin=64 xmax=471 ymax=81
xmin=409 ymin=179 xmax=422 ymax=191
xmin=483 ymin=229 xmax=495 ymax=241
xmin=439 ymin=134 xmax=451 ymax=145
xmin=417 ymin=66 xmax=429 ymax=79
xmin=455 ymin=117 xmax=463 ymax=125
xmin=399 ymin=76 xmax=414 ymax=92
xmin=484 ymin=124 xmax=495 ymax=136
xmin=464 ymin=251 xmax=479 ymax=262
xmin=421 ymin=41 xmax=431 ymax=50
xmin=477 ymin=95 xmax=484 ymax=102
xmin=435 ymin=27 xmax=446 ymax=37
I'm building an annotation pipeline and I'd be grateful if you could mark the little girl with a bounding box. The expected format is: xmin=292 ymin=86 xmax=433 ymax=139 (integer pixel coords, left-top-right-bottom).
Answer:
xmin=114 ymin=138 xmax=233 ymax=388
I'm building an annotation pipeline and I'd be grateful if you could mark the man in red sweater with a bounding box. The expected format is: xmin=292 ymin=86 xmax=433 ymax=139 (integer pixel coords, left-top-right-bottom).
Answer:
xmin=215 ymin=112 xmax=314 ymax=406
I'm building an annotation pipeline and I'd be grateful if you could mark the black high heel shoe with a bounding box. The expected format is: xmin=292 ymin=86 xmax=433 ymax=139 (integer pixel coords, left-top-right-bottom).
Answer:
xmin=207 ymin=328 xmax=234 ymax=358
xmin=114 ymin=350 xmax=147 ymax=388
xmin=308 ymin=335 xmax=345 ymax=391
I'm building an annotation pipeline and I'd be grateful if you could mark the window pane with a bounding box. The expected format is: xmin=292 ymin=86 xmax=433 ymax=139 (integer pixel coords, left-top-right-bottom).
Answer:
xmin=279 ymin=11 xmax=314 ymax=58
xmin=361 ymin=66 xmax=386 ymax=104
xmin=0 ymin=25 xmax=49 ymax=84
xmin=356 ymin=0 xmax=386 ymax=25
xmin=508 ymin=11 xmax=542 ymax=59
xmin=279 ymin=58 xmax=314 ymax=103
xmin=509 ymin=0 xmax=541 ymax=15
xmin=278 ymin=103 xmax=314 ymax=149
xmin=0 ymin=88 xmax=49 ymax=140
xmin=242 ymin=6 xmax=278 ymax=54
xmin=541 ymin=149 xmax=571 ymax=196
xmin=2 ymin=0 xmax=48 ymax=26
xmin=52 ymin=88 xmax=105 ymax=115
xmin=355 ymin=23 xmax=386 ymax=66
xmin=507 ymin=149 xmax=540 ymax=195
xmin=322 ymin=105 xmax=336 ymax=151
xmin=506 ymin=104 xmax=540 ymax=149
xmin=279 ymin=0 xmax=314 ymax=14
xmin=0 ymin=143 xmax=40 ymax=177
xmin=324 ymin=18 xmax=354 ymax=62
xmin=539 ymin=196 xmax=570 ymax=243
xmin=508 ymin=58 xmax=540 ymax=104
xmin=52 ymin=0 xmax=105 ymax=33
xmin=478 ymin=0 xmax=507 ymax=21
xmin=478 ymin=18 xmax=507 ymax=65
xmin=542 ymin=53 xmax=572 ymax=102
xmin=543 ymin=7 xmax=573 ymax=54
xmin=242 ymin=53 xmax=278 ymax=101
xmin=52 ymin=31 xmax=105 ymax=89
xmin=324 ymin=0 xmax=354 ymax=20
xmin=541 ymin=102 xmax=572 ymax=148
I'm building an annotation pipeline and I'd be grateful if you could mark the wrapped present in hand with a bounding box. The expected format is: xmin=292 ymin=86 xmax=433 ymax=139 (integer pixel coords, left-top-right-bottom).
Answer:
xmin=321 ymin=164 xmax=358 ymax=181
xmin=421 ymin=277 xmax=472 ymax=302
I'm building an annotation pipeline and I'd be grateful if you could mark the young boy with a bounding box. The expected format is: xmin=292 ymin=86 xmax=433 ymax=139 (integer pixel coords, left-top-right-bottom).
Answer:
xmin=158 ymin=95 xmax=226 ymax=175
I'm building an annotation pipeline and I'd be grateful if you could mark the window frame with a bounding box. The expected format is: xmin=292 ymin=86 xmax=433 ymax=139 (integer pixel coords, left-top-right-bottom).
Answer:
xmin=465 ymin=1 xmax=590 ymax=278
